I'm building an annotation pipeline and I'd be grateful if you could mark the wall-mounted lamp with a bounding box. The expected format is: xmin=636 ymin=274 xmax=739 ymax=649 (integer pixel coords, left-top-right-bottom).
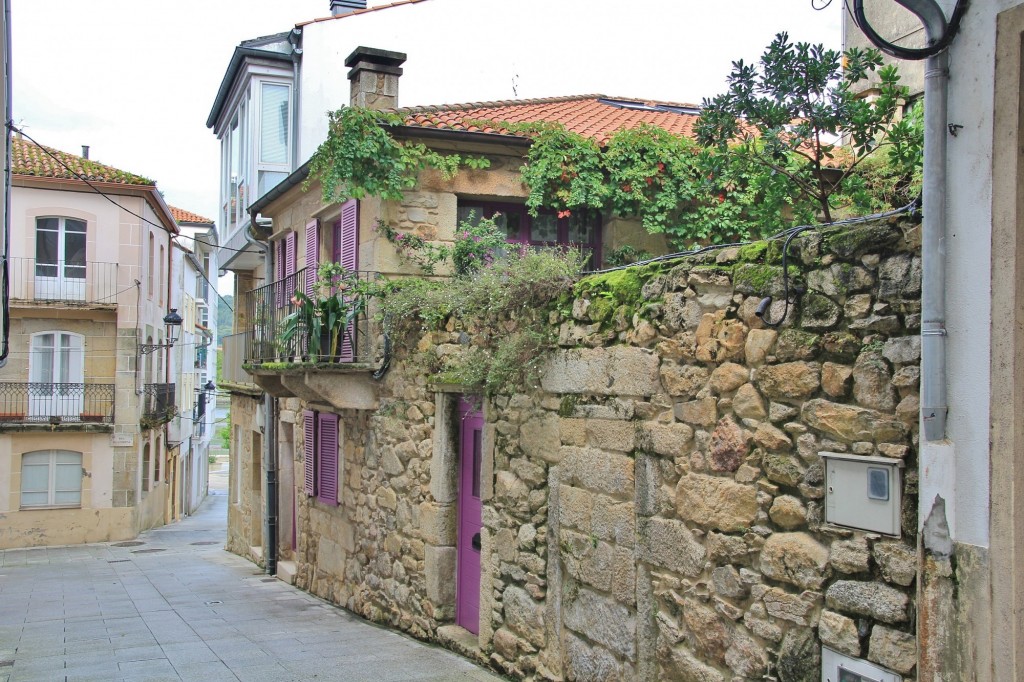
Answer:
xmin=140 ymin=309 xmax=184 ymax=355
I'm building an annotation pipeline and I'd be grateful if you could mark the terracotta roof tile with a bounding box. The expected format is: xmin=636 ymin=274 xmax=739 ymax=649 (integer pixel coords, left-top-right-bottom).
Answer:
xmin=169 ymin=206 xmax=214 ymax=225
xmin=11 ymin=137 xmax=154 ymax=186
xmin=392 ymin=94 xmax=704 ymax=145
xmin=296 ymin=0 xmax=428 ymax=27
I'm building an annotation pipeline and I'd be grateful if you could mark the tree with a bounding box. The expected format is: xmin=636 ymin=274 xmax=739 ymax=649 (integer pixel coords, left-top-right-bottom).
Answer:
xmin=217 ymin=295 xmax=233 ymax=336
xmin=695 ymin=32 xmax=920 ymax=223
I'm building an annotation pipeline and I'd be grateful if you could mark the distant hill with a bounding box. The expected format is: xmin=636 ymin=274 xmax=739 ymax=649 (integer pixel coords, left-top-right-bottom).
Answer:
xmin=217 ymin=295 xmax=233 ymax=337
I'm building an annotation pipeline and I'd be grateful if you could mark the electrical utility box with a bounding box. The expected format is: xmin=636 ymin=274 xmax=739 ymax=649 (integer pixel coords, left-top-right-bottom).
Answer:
xmin=822 ymin=647 xmax=902 ymax=682
xmin=820 ymin=452 xmax=903 ymax=536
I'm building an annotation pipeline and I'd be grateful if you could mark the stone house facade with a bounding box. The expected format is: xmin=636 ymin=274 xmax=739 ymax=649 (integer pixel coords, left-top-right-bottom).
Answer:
xmin=224 ymin=45 xmax=927 ymax=680
xmin=246 ymin=212 xmax=922 ymax=679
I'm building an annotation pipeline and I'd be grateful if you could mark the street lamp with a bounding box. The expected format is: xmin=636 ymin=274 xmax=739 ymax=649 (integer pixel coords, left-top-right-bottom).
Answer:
xmin=140 ymin=309 xmax=184 ymax=355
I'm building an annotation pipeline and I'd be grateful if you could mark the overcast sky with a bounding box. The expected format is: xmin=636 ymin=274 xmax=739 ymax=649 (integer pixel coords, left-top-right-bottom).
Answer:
xmin=11 ymin=0 xmax=841 ymax=287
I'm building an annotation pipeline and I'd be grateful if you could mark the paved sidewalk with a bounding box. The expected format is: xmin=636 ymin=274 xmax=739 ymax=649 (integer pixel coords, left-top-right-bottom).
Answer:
xmin=0 ymin=492 xmax=505 ymax=682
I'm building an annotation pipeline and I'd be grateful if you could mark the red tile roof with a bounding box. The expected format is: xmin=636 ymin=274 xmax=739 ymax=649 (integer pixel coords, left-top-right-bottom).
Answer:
xmin=296 ymin=0 xmax=428 ymax=26
xmin=169 ymin=206 xmax=214 ymax=225
xmin=11 ymin=136 xmax=154 ymax=186
xmin=395 ymin=95 xmax=703 ymax=145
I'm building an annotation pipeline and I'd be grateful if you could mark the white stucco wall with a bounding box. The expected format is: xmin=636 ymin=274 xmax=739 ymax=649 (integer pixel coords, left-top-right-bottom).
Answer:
xmin=917 ymin=0 xmax=1021 ymax=549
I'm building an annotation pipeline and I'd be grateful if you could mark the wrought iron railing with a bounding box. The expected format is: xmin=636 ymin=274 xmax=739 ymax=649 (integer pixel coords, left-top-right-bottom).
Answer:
xmin=9 ymin=257 xmax=120 ymax=304
xmin=143 ymin=383 xmax=175 ymax=423
xmin=243 ymin=269 xmax=375 ymax=365
xmin=0 ymin=383 xmax=115 ymax=424
xmin=221 ymin=333 xmax=253 ymax=385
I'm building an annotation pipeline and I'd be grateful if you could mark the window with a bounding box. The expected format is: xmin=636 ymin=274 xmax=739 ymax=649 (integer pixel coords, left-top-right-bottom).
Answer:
xmin=257 ymin=82 xmax=291 ymax=195
xmin=28 ymin=331 xmax=85 ymax=420
xmin=148 ymin=233 xmax=154 ymax=297
xmin=457 ymin=201 xmax=601 ymax=267
xmin=158 ymin=244 xmax=164 ymax=305
xmin=35 ymin=217 xmax=86 ymax=301
xmin=303 ymin=410 xmax=340 ymax=506
xmin=21 ymin=450 xmax=82 ymax=508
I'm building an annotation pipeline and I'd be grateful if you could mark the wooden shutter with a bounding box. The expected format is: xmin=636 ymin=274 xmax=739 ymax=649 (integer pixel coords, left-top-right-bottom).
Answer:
xmin=285 ymin=231 xmax=298 ymax=297
xmin=316 ymin=412 xmax=339 ymax=506
xmin=338 ymin=200 xmax=358 ymax=362
xmin=275 ymin=240 xmax=285 ymax=307
xmin=304 ymin=219 xmax=319 ymax=296
xmin=303 ymin=410 xmax=315 ymax=496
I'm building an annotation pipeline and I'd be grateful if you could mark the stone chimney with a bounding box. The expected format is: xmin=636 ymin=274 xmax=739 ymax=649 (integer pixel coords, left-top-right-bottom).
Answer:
xmin=345 ymin=46 xmax=406 ymax=110
xmin=81 ymin=145 xmax=90 ymax=160
xmin=331 ymin=0 xmax=366 ymax=16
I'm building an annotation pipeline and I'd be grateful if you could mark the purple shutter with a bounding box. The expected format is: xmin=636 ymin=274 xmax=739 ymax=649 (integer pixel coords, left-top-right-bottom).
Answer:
xmin=317 ymin=412 xmax=339 ymax=506
xmin=285 ymin=231 xmax=298 ymax=297
xmin=275 ymin=240 xmax=285 ymax=307
xmin=305 ymin=219 xmax=319 ymax=296
xmin=303 ymin=410 xmax=315 ymax=496
xmin=338 ymin=200 xmax=358 ymax=362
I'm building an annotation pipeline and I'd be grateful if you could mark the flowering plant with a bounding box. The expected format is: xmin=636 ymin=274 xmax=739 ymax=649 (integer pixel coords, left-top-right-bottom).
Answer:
xmin=451 ymin=215 xmax=506 ymax=276
xmin=376 ymin=214 xmax=506 ymax=277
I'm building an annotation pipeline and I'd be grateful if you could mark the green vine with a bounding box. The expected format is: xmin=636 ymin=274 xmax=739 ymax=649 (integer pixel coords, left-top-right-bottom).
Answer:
xmin=376 ymin=247 xmax=582 ymax=396
xmin=376 ymin=214 xmax=507 ymax=276
xmin=307 ymin=106 xmax=490 ymax=204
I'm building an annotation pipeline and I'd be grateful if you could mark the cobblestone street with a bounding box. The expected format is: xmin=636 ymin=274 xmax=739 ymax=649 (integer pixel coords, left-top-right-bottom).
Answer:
xmin=0 ymin=490 xmax=505 ymax=682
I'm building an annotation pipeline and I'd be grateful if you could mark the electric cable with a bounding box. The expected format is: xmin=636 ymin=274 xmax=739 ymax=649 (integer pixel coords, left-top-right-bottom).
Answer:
xmin=851 ymin=0 xmax=968 ymax=60
xmin=586 ymin=197 xmax=921 ymax=327
xmin=7 ymin=123 xmax=234 ymax=311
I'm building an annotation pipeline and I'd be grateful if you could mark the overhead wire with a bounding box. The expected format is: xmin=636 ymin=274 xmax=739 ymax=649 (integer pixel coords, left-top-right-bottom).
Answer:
xmin=7 ymin=123 xmax=233 ymax=311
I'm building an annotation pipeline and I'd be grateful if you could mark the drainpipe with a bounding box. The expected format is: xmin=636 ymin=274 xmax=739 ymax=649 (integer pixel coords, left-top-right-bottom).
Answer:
xmin=919 ymin=43 xmax=948 ymax=442
xmin=245 ymin=218 xmax=277 ymax=575
xmin=856 ymin=0 xmax=953 ymax=441
xmin=0 ymin=0 xmax=12 ymax=368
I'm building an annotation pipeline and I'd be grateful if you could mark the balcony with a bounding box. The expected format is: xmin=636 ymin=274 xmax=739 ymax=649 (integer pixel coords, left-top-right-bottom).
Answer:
xmin=220 ymin=332 xmax=255 ymax=390
xmin=9 ymin=258 xmax=119 ymax=306
xmin=241 ymin=269 xmax=380 ymax=409
xmin=0 ymin=383 xmax=115 ymax=430
xmin=142 ymin=383 xmax=175 ymax=428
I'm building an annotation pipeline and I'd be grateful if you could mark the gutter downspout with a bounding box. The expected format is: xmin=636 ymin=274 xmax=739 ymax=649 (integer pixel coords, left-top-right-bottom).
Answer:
xmin=0 ymin=0 xmax=11 ymax=367
xmin=920 ymin=45 xmax=948 ymax=442
xmin=898 ymin=0 xmax=951 ymax=442
xmin=245 ymin=220 xmax=277 ymax=576
xmin=859 ymin=0 xmax=952 ymax=441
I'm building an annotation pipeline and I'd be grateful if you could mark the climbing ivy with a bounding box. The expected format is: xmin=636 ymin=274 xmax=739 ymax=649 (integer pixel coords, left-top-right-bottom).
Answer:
xmin=306 ymin=106 xmax=490 ymax=204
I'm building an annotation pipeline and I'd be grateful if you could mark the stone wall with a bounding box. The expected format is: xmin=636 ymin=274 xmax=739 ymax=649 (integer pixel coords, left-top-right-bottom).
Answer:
xmin=226 ymin=393 xmax=264 ymax=561
xmin=286 ymin=217 xmax=922 ymax=680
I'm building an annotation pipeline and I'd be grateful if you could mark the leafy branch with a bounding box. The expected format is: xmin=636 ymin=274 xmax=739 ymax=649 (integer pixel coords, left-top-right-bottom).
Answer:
xmin=307 ymin=106 xmax=490 ymax=204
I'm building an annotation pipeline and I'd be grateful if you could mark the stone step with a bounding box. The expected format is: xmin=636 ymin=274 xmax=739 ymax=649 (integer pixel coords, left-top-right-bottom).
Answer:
xmin=277 ymin=560 xmax=297 ymax=585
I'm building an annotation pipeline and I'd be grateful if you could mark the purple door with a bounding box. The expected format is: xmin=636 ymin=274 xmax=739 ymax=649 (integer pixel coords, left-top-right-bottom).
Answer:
xmin=456 ymin=397 xmax=484 ymax=634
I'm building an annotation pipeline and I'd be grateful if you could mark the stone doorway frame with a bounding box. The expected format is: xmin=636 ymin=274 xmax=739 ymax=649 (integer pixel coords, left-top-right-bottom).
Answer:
xmin=424 ymin=387 xmax=494 ymax=640
xmin=990 ymin=5 xmax=1024 ymax=679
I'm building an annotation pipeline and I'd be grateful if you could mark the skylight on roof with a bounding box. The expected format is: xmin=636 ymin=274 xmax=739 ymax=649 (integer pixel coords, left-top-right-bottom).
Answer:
xmin=598 ymin=98 xmax=661 ymax=111
xmin=597 ymin=98 xmax=701 ymax=116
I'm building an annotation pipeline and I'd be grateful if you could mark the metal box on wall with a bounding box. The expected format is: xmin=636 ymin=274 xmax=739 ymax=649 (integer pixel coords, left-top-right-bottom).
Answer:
xmin=822 ymin=647 xmax=902 ymax=682
xmin=820 ymin=452 xmax=903 ymax=536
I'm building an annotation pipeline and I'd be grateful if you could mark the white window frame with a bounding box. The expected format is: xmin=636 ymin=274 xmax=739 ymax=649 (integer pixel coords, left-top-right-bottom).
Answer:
xmin=255 ymin=79 xmax=292 ymax=197
xmin=20 ymin=450 xmax=83 ymax=509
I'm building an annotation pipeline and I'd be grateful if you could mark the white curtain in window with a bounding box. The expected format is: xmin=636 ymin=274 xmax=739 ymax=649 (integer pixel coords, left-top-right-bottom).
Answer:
xmin=260 ymin=83 xmax=289 ymax=165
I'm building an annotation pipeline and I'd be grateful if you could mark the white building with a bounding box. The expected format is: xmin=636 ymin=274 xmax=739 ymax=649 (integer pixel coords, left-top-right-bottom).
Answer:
xmin=169 ymin=207 xmax=218 ymax=516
